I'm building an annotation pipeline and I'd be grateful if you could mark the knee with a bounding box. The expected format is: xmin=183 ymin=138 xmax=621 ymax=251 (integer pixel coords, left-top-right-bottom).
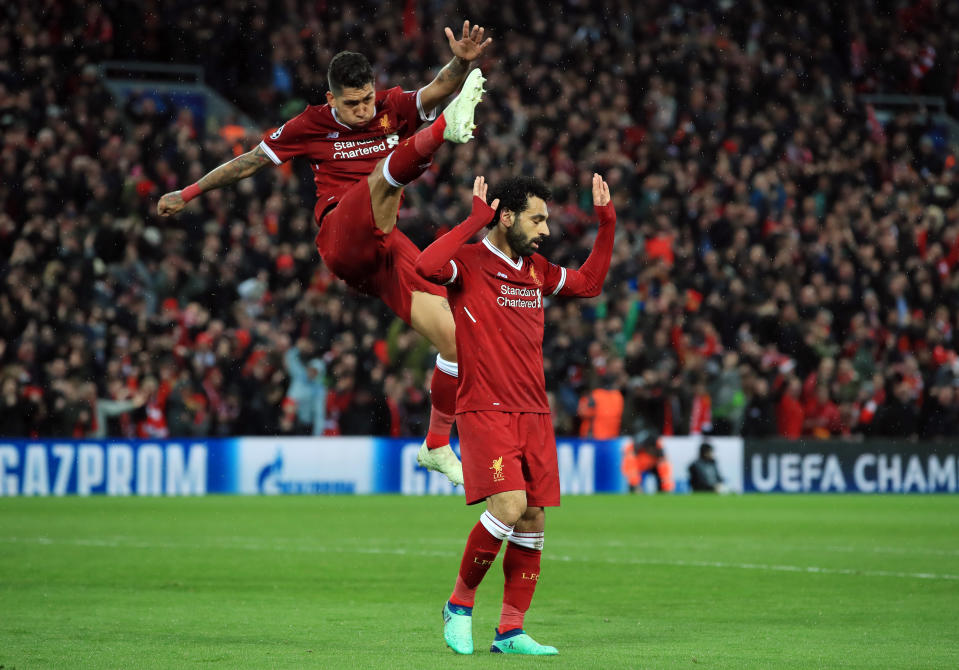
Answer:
xmin=488 ymin=497 xmax=526 ymax=527
xmin=498 ymin=504 xmax=525 ymax=527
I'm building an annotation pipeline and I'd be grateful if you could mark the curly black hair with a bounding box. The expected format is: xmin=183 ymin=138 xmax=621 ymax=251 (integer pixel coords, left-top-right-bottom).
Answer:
xmin=487 ymin=176 xmax=552 ymax=228
xmin=327 ymin=51 xmax=374 ymax=96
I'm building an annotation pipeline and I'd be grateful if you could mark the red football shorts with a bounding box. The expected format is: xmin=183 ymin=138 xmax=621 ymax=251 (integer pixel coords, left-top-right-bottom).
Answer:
xmin=313 ymin=176 xmax=445 ymax=325
xmin=456 ymin=410 xmax=560 ymax=507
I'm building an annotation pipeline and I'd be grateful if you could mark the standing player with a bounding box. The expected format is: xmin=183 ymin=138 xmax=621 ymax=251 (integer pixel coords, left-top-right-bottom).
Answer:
xmin=157 ymin=22 xmax=493 ymax=485
xmin=415 ymin=174 xmax=616 ymax=655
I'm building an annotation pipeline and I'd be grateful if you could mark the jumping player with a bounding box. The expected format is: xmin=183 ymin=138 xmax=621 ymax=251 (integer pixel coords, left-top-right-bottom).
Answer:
xmin=157 ymin=22 xmax=493 ymax=485
xmin=415 ymin=174 xmax=616 ymax=655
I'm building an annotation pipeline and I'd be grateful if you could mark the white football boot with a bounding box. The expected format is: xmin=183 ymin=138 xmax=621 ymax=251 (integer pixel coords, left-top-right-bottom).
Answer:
xmin=441 ymin=68 xmax=486 ymax=143
xmin=417 ymin=442 xmax=464 ymax=486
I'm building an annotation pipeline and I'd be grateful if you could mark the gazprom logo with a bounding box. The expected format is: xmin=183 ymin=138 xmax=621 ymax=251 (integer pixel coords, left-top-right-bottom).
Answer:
xmin=257 ymin=450 xmax=354 ymax=494
xmin=0 ymin=442 xmax=207 ymax=496
xmin=257 ymin=451 xmax=285 ymax=493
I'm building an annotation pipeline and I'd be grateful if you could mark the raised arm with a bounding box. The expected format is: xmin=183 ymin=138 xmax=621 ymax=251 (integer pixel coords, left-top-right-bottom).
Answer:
xmin=418 ymin=21 xmax=492 ymax=113
xmin=557 ymin=173 xmax=617 ymax=298
xmin=415 ymin=176 xmax=499 ymax=284
xmin=157 ymin=145 xmax=274 ymax=217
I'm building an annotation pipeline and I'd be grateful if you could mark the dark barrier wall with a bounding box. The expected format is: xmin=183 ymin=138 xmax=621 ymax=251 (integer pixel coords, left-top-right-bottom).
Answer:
xmin=744 ymin=440 xmax=959 ymax=493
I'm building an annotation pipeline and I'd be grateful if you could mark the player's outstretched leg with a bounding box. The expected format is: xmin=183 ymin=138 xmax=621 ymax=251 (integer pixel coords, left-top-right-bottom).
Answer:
xmin=442 ymin=601 xmax=474 ymax=654
xmin=382 ymin=68 xmax=486 ymax=188
xmin=441 ymin=68 xmax=486 ymax=143
xmin=489 ymin=629 xmax=559 ymax=655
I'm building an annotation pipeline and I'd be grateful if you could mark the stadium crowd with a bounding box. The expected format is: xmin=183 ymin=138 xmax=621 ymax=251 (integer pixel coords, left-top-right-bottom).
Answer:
xmin=3 ymin=0 xmax=959 ymax=441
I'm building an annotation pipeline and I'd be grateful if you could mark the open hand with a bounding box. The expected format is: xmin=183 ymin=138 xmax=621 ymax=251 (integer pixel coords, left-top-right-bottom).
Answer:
xmin=445 ymin=21 xmax=492 ymax=62
xmin=592 ymin=173 xmax=610 ymax=207
xmin=472 ymin=175 xmax=500 ymax=213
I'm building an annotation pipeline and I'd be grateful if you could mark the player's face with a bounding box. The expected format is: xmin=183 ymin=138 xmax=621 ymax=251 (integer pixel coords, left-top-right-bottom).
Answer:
xmin=328 ymin=83 xmax=376 ymax=128
xmin=506 ymin=196 xmax=550 ymax=257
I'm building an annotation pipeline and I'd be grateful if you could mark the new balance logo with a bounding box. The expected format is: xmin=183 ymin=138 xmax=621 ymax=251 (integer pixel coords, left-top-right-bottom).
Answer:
xmin=327 ymin=131 xmax=340 ymax=138
xmin=497 ymin=272 xmax=508 ymax=279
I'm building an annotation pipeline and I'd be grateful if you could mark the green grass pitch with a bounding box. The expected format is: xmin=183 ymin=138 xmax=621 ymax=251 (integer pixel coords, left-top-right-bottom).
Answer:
xmin=2 ymin=495 xmax=957 ymax=669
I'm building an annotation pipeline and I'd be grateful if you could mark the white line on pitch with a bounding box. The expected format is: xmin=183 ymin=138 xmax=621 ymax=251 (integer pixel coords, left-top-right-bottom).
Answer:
xmin=550 ymin=537 xmax=959 ymax=559
xmin=4 ymin=535 xmax=958 ymax=581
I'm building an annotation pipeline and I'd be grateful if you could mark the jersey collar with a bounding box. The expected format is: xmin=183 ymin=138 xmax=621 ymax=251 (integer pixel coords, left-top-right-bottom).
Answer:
xmin=482 ymin=236 xmax=523 ymax=271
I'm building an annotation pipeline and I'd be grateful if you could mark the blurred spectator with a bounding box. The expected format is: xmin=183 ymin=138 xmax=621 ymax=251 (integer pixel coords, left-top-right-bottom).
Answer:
xmin=688 ymin=442 xmax=725 ymax=493
xmin=802 ymin=384 xmax=843 ymax=438
xmin=339 ymin=385 xmax=392 ymax=436
xmin=135 ymin=377 xmax=169 ymax=439
xmin=283 ymin=338 xmax=327 ymax=436
xmin=872 ymin=380 xmax=921 ymax=438
xmin=777 ymin=376 xmax=805 ymax=439
xmin=165 ymin=371 xmax=210 ymax=437
xmin=709 ymin=352 xmax=745 ymax=436
xmin=621 ymin=434 xmax=674 ymax=494
xmin=577 ymin=374 xmax=624 ymax=439
xmin=84 ymin=381 xmax=146 ymax=439
xmin=920 ymin=384 xmax=959 ymax=439
xmin=740 ymin=377 xmax=776 ymax=438
xmin=0 ymin=377 xmax=32 ymax=436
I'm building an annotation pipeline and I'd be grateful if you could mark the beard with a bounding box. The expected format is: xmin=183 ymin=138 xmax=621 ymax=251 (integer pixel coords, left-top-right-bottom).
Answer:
xmin=506 ymin=225 xmax=543 ymax=257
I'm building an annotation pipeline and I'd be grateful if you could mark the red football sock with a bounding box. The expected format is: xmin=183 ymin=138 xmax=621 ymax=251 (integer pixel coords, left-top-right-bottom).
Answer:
xmin=450 ymin=511 xmax=513 ymax=608
xmin=383 ymin=116 xmax=448 ymax=185
xmin=498 ymin=540 xmax=543 ymax=632
xmin=426 ymin=359 xmax=457 ymax=449
xmin=423 ymin=114 xmax=448 ymax=147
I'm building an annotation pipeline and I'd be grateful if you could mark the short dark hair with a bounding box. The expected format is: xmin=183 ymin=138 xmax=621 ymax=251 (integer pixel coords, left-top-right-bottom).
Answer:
xmin=487 ymin=176 xmax=552 ymax=228
xmin=327 ymin=51 xmax=374 ymax=96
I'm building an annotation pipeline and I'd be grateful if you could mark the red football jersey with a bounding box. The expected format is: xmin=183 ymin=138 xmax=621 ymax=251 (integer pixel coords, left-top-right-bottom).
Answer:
xmin=258 ymin=87 xmax=435 ymax=209
xmin=416 ymin=199 xmax=617 ymax=415
xmin=445 ymin=238 xmax=569 ymax=414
